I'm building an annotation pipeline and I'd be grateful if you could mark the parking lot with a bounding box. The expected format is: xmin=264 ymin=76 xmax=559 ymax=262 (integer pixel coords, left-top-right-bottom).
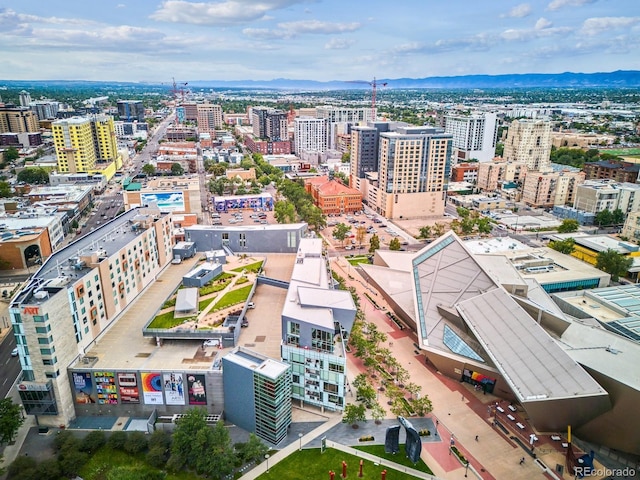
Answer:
xmin=209 ymin=208 xmax=275 ymax=226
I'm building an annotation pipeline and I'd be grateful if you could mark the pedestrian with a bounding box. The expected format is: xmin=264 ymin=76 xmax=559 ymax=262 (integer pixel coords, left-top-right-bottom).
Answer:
xmin=475 ymin=435 xmax=479 ymax=442
xmin=519 ymin=457 xmax=525 ymax=465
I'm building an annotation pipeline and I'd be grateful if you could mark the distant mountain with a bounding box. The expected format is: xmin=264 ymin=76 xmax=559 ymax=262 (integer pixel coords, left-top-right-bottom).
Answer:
xmin=2 ymin=71 xmax=639 ymax=91
xmin=188 ymin=70 xmax=640 ymax=90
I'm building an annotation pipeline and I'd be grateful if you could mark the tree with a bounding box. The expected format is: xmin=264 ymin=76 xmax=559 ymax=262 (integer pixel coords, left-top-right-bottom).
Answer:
xmin=549 ymin=238 xmax=576 ymax=255
xmin=4 ymin=146 xmax=19 ymax=163
xmin=196 ymin=420 xmax=235 ymax=478
xmin=341 ymin=152 xmax=350 ymax=163
xmin=124 ymin=430 xmax=149 ymax=454
xmin=370 ymin=403 xmax=386 ymax=424
xmin=107 ymin=430 xmax=128 ymax=450
xmin=596 ymin=249 xmax=633 ymax=282
xmin=558 ymin=219 xmax=580 ymax=233
xmin=142 ymin=164 xmax=156 ymax=176
xmin=418 ymin=226 xmax=432 ymax=239
xmin=433 ymin=223 xmax=446 ymax=237
xmin=0 ymin=398 xmax=24 ymax=445
xmin=594 ymin=209 xmax=613 ymax=228
xmin=410 ymin=396 xmax=434 ymax=417
xmin=16 ymin=167 xmax=49 ymax=184
xmin=240 ymin=433 xmax=269 ymax=464
xmin=168 ymin=408 xmax=208 ymax=471
xmin=369 ymin=234 xmax=380 ymax=253
xmin=333 ymin=223 xmax=351 ymax=247
xmin=476 ymin=217 xmax=493 ymax=235
xmin=356 ymin=383 xmax=377 ymax=408
xmin=611 ymin=208 xmax=625 ymax=226
xmin=0 ymin=181 xmax=11 ymax=198
xmin=405 ymin=382 xmax=422 ymax=399
xmin=274 ymin=200 xmax=296 ymax=223
xmin=343 ymin=403 xmax=367 ymax=426
xmin=389 ymin=237 xmax=401 ymax=251
xmin=171 ymin=163 xmax=184 ymax=176
xmin=81 ymin=430 xmax=106 ymax=453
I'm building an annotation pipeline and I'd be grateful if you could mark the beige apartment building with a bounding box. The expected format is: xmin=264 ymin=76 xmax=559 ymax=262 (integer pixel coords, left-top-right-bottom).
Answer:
xmin=0 ymin=106 xmax=39 ymax=133
xmin=521 ymin=170 xmax=585 ymax=208
xmin=197 ymin=103 xmax=223 ymax=136
xmin=476 ymin=159 xmax=528 ymax=192
xmin=503 ymin=119 xmax=552 ymax=172
xmin=374 ymin=127 xmax=451 ymax=219
xmin=551 ymin=131 xmax=615 ymax=149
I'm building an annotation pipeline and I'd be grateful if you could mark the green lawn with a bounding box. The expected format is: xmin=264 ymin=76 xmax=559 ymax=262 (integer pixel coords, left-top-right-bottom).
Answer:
xmin=599 ymin=148 xmax=640 ymax=156
xmin=347 ymin=255 xmax=371 ymax=266
xmin=231 ymin=260 xmax=264 ymax=273
xmin=354 ymin=444 xmax=434 ymax=474
xmin=79 ymin=447 xmax=198 ymax=480
xmin=198 ymin=295 xmax=217 ymax=311
xmin=257 ymin=448 xmax=428 ymax=480
xmin=148 ymin=310 xmax=179 ymax=329
xmin=214 ymin=285 xmax=253 ymax=310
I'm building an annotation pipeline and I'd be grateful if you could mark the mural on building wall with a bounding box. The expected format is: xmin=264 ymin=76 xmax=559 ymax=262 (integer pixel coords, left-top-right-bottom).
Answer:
xmin=163 ymin=373 xmax=186 ymax=405
xmin=117 ymin=372 xmax=140 ymax=404
xmin=213 ymin=194 xmax=273 ymax=212
xmin=141 ymin=372 xmax=164 ymax=405
xmin=94 ymin=371 xmax=118 ymax=405
xmin=187 ymin=374 xmax=207 ymax=405
xmin=140 ymin=191 xmax=185 ymax=212
xmin=72 ymin=371 xmax=96 ymax=404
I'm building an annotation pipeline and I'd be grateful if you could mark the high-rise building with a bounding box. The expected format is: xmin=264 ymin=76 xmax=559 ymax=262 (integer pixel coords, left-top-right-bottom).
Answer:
xmin=251 ymin=107 xmax=288 ymax=141
xmin=52 ymin=115 xmax=120 ymax=174
xmin=293 ymin=117 xmax=327 ymax=154
xmin=0 ymin=106 xmax=39 ymax=133
xmin=116 ymin=100 xmax=145 ymax=122
xmin=316 ymin=106 xmax=373 ymax=150
xmin=223 ymin=347 xmax=292 ymax=444
xmin=503 ymin=119 xmax=552 ymax=172
xmin=444 ymin=112 xmax=497 ymax=164
xmin=29 ymin=101 xmax=60 ymax=121
xmin=19 ymin=90 xmax=32 ymax=107
xmin=476 ymin=159 xmax=528 ymax=193
xmin=196 ymin=103 xmax=223 ymax=136
xmin=375 ymin=126 xmax=452 ymax=219
xmin=349 ymin=122 xmax=390 ymax=192
xmin=9 ymin=208 xmax=173 ymax=426
xmin=52 ymin=117 xmax=96 ymax=173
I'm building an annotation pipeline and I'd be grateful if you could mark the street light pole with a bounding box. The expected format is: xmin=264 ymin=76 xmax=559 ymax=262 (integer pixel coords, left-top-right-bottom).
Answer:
xmin=465 ymin=461 xmax=469 ymax=477
xmin=298 ymin=432 xmax=303 ymax=451
xmin=265 ymin=454 xmax=270 ymax=473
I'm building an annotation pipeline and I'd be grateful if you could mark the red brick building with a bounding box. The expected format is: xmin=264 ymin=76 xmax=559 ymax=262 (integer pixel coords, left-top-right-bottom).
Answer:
xmin=304 ymin=176 xmax=362 ymax=215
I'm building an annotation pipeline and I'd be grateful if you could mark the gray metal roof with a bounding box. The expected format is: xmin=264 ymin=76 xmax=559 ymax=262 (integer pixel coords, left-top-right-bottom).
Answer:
xmin=457 ymin=288 xmax=607 ymax=402
xmin=175 ymin=287 xmax=198 ymax=312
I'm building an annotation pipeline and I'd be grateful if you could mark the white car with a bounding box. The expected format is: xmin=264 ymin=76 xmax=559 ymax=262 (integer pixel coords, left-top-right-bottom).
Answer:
xmin=246 ymin=302 xmax=255 ymax=309
xmin=11 ymin=347 xmax=18 ymax=357
xmin=203 ymin=339 xmax=219 ymax=347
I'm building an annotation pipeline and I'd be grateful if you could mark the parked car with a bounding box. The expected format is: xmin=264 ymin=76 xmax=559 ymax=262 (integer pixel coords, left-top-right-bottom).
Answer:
xmin=247 ymin=302 xmax=255 ymax=309
xmin=203 ymin=339 xmax=219 ymax=347
xmin=11 ymin=347 xmax=18 ymax=357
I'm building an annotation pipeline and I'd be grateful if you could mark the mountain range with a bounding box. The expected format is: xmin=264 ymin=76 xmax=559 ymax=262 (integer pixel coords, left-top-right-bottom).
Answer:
xmin=1 ymin=70 xmax=639 ymax=91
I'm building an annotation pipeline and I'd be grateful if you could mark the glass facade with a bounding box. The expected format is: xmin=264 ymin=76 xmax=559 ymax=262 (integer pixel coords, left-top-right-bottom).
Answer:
xmin=253 ymin=369 xmax=292 ymax=444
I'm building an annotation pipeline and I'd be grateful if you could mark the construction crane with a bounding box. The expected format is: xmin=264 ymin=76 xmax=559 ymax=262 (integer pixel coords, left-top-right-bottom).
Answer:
xmin=170 ymin=78 xmax=189 ymax=105
xmin=346 ymin=77 xmax=388 ymax=119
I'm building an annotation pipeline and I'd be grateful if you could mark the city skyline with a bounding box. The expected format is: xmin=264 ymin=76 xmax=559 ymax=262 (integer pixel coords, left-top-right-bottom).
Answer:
xmin=0 ymin=0 xmax=638 ymax=83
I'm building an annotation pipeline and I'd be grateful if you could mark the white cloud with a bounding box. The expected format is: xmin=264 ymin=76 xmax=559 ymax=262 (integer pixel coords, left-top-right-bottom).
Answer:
xmin=547 ymin=0 xmax=596 ymax=11
xmin=501 ymin=4 xmax=532 ymax=19
xmin=534 ymin=17 xmax=552 ymax=30
xmin=116 ymin=4 xmax=126 ymax=8
xmin=580 ymin=16 xmax=640 ymax=36
xmin=244 ymin=20 xmax=360 ymax=39
xmin=150 ymin=0 xmax=304 ymax=26
xmin=324 ymin=37 xmax=355 ymax=50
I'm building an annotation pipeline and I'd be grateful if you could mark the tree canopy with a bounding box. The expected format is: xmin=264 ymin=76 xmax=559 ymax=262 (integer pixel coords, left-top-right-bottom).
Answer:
xmin=0 ymin=398 xmax=24 ymax=445
xmin=17 ymin=167 xmax=49 ymax=184
xmin=557 ymin=219 xmax=580 ymax=233
xmin=596 ymin=249 xmax=633 ymax=282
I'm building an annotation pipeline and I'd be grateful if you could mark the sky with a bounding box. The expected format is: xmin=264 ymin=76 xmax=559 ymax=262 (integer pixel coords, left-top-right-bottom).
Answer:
xmin=0 ymin=0 xmax=638 ymax=83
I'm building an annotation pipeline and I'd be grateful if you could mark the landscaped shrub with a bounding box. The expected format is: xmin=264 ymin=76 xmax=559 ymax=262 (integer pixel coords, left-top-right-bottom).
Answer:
xmin=107 ymin=431 xmax=128 ymax=450
xmin=451 ymin=446 xmax=467 ymax=463
xmin=358 ymin=435 xmax=375 ymax=442
xmin=81 ymin=430 xmax=107 ymax=453
xmin=418 ymin=429 xmax=430 ymax=437
xmin=124 ymin=431 xmax=149 ymax=454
